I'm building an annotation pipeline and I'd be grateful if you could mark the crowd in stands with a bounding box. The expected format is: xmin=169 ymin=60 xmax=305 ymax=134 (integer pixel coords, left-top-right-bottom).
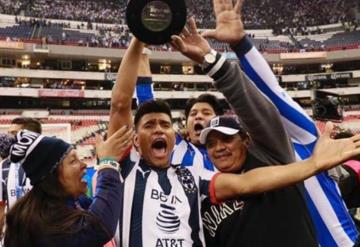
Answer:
xmin=0 ymin=0 xmax=360 ymax=54
xmin=29 ymin=0 xmax=126 ymax=24
xmin=1 ymin=0 xmax=359 ymax=53
xmin=10 ymin=17 xmax=131 ymax=48
xmin=3 ymin=21 xmax=359 ymax=54
xmin=1 ymin=0 xmax=358 ymax=31
xmin=0 ymin=0 xmax=28 ymax=15
xmin=195 ymin=0 xmax=358 ymax=32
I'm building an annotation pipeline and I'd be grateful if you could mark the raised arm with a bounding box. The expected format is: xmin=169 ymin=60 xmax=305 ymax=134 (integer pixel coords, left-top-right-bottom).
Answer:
xmin=213 ymin=123 xmax=360 ymax=202
xmin=213 ymin=60 xmax=294 ymax=162
xmin=108 ymin=38 xmax=144 ymax=138
xmin=135 ymin=47 xmax=155 ymax=105
xmin=202 ymin=0 xmax=317 ymax=158
xmin=233 ymin=37 xmax=318 ymax=156
xmin=172 ymin=19 xmax=294 ymax=163
xmin=63 ymin=126 xmax=133 ymax=245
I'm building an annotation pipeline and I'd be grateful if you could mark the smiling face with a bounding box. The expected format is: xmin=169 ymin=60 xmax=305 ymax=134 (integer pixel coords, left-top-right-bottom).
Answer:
xmin=135 ymin=112 xmax=176 ymax=169
xmin=187 ymin=102 xmax=217 ymax=146
xmin=58 ymin=149 xmax=88 ymax=198
xmin=206 ymin=131 xmax=249 ymax=173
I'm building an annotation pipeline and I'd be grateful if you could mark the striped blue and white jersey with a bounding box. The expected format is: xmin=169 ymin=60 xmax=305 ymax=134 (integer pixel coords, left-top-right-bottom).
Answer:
xmin=171 ymin=135 xmax=215 ymax=172
xmin=119 ymin=149 xmax=216 ymax=247
xmin=0 ymin=159 xmax=32 ymax=209
xmin=233 ymin=36 xmax=359 ymax=247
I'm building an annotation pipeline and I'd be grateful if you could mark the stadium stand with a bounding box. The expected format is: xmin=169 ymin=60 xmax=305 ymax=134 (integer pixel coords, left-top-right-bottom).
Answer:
xmin=0 ymin=24 xmax=32 ymax=39
xmin=0 ymin=113 xmax=108 ymax=165
xmin=297 ymin=31 xmax=360 ymax=51
xmin=1 ymin=21 xmax=359 ymax=53
xmin=1 ymin=0 xmax=359 ymax=53
xmin=0 ymin=0 xmax=358 ymax=30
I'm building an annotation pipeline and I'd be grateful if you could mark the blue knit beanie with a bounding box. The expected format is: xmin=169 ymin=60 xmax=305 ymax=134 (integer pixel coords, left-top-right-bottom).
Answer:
xmin=10 ymin=130 xmax=72 ymax=185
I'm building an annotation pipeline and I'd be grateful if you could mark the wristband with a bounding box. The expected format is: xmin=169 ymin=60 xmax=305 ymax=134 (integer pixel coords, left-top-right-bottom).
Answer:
xmin=209 ymin=173 xmax=222 ymax=205
xmin=136 ymin=76 xmax=153 ymax=85
xmin=99 ymin=157 xmax=117 ymax=163
xmin=96 ymin=163 xmax=120 ymax=172
xmin=96 ymin=159 xmax=120 ymax=172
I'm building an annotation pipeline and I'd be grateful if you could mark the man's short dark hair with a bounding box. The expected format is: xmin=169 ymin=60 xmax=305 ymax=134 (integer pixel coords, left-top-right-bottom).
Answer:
xmin=11 ymin=117 xmax=42 ymax=134
xmin=134 ymin=100 xmax=172 ymax=129
xmin=184 ymin=94 xmax=224 ymax=120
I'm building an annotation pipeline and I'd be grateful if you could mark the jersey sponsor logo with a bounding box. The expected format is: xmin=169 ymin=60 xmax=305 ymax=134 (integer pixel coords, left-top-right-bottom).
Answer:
xmin=151 ymin=190 xmax=182 ymax=234
xmin=155 ymin=238 xmax=185 ymax=247
xmin=151 ymin=189 xmax=182 ymax=204
xmin=9 ymin=187 xmax=31 ymax=198
xmin=202 ymin=200 xmax=244 ymax=237
xmin=156 ymin=203 xmax=180 ymax=234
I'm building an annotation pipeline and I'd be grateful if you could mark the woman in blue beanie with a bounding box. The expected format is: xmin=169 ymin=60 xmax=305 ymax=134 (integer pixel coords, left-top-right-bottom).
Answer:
xmin=4 ymin=126 xmax=133 ymax=247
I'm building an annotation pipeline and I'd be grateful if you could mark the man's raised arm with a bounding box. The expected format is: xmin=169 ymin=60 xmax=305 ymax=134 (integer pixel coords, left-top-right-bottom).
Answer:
xmin=108 ymin=38 xmax=144 ymax=137
xmin=213 ymin=123 xmax=360 ymax=202
xmin=135 ymin=47 xmax=155 ymax=105
xmin=202 ymin=0 xmax=317 ymax=157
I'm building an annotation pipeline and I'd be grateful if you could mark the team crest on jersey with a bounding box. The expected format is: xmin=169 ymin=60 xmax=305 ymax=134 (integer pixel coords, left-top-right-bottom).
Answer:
xmin=175 ymin=167 xmax=197 ymax=193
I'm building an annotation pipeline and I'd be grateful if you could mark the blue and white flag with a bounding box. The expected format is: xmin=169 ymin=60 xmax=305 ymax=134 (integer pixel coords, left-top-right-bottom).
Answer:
xmin=234 ymin=37 xmax=359 ymax=247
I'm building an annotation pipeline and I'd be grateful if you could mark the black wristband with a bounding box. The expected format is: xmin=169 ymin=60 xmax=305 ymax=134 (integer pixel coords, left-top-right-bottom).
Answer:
xmin=230 ymin=36 xmax=253 ymax=57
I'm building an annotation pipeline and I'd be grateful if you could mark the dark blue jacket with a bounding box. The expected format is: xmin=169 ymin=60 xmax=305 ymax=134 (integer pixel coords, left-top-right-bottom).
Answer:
xmin=36 ymin=169 xmax=121 ymax=247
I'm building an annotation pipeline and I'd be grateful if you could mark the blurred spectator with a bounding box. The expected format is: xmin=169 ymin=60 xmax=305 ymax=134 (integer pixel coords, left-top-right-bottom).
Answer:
xmin=0 ymin=133 xmax=15 ymax=160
